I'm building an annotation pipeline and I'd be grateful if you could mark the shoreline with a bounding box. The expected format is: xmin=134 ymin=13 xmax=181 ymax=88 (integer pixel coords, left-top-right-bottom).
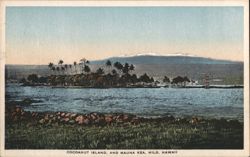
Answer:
xmin=7 ymin=83 xmax=244 ymax=89
xmin=51 ymin=85 xmax=244 ymax=89
xmin=5 ymin=99 xmax=243 ymax=122
xmin=5 ymin=105 xmax=243 ymax=149
xmin=4 ymin=105 xmax=221 ymax=125
xmin=6 ymin=104 xmax=243 ymax=127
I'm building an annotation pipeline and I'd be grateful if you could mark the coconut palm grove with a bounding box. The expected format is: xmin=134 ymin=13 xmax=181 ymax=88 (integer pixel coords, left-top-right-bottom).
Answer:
xmin=20 ymin=58 xmax=192 ymax=88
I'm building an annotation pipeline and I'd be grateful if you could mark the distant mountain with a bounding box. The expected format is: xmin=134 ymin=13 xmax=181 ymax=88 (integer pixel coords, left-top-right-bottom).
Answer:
xmin=91 ymin=54 xmax=241 ymax=65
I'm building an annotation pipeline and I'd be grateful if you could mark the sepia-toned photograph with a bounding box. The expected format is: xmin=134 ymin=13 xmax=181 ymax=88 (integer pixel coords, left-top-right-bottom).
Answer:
xmin=0 ymin=1 xmax=249 ymax=157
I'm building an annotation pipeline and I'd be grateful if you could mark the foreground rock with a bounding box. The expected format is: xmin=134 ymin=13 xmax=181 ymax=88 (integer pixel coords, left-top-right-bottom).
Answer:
xmin=5 ymin=105 xmax=242 ymax=129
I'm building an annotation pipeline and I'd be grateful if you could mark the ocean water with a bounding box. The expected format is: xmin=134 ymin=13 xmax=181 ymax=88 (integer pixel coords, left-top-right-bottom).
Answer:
xmin=6 ymin=84 xmax=243 ymax=120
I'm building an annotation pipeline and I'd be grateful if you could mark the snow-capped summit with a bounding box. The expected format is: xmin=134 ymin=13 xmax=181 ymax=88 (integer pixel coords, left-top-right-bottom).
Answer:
xmin=118 ymin=52 xmax=197 ymax=58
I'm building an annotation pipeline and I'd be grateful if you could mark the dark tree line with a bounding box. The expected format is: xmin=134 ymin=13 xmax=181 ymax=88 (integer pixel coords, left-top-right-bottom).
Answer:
xmin=21 ymin=59 xmax=154 ymax=87
xmin=22 ymin=58 xmax=191 ymax=87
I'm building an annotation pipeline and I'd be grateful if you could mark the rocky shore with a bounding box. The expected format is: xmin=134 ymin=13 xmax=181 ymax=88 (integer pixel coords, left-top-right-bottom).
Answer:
xmin=6 ymin=105 xmax=140 ymax=126
xmin=5 ymin=103 xmax=243 ymax=149
xmin=6 ymin=105 xmax=242 ymax=128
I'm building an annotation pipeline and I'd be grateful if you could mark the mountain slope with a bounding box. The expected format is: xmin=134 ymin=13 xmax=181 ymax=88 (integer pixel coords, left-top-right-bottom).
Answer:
xmin=91 ymin=55 xmax=241 ymax=65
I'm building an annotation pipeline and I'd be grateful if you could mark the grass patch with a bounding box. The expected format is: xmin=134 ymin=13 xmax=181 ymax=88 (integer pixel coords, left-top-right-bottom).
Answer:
xmin=5 ymin=121 xmax=243 ymax=149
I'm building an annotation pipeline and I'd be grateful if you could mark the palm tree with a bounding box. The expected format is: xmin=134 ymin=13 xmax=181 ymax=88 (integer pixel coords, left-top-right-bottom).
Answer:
xmin=56 ymin=67 xmax=60 ymax=75
xmin=48 ymin=62 xmax=54 ymax=75
xmin=58 ymin=60 xmax=63 ymax=66
xmin=129 ymin=64 xmax=135 ymax=73
xmin=163 ymin=76 xmax=170 ymax=83
xmin=172 ymin=76 xmax=184 ymax=85
xmin=96 ymin=68 xmax=104 ymax=75
xmin=183 ymin=76 xmax=190 ymax=87
xmin=73 ymin=61 xmax=77 ymax=74
xmin=122 ymin=63 xmax=130 ymax=74
xmin=78 ymin=62 xmax=83 ymax=74
xmin=27 ymin=74 xmax=39 ymax=83
xmin=114 ymin=62 xmax=119 ymax=68
xmin=58 ymin=60 xmax=64 ymax=75
xmin=61 ymin=67 xmax=65 ymax=75
xmin=80 ymin=58 xmax=86 ymax=64
xmin=48 ymin=62 xmax=53 ymax=69
xmin=49 ymin=66 xmax=56 ymax=75
xmin=84 ymin=65 xmax=91 ymax=74
xmin=51 ymin=66 xmax=56 ymax=74
xmin=114 ymin=62 xmax=123 ymax=75
xmin=79 ymin=58 xmax=87 ymax=74
xmin=112 ymin=69 xmax=117 ymax=75
xmin=106 ymin=60 xmax=112 ymax=74
xmin=69 ymin=64 xmax=72 ymax=75
xmin=79 ymin=58 xmax=90 ymax=74
xmin=64 ymin=64 xmax=68 ymax=75
xmin=139 ymin=73 xmax=152 ymax=83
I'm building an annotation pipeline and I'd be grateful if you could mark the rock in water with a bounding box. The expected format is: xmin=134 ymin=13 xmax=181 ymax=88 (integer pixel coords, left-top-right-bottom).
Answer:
xmin=22 ymin=98 xmax=32 ymax=105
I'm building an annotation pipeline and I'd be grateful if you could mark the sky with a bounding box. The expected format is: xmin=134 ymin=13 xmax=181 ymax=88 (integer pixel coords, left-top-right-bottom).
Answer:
xmin=6 ymin=7 xmax=244 ymax=65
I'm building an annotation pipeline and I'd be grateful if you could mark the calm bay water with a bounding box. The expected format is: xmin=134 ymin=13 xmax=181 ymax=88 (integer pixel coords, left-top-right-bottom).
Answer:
xmin=6 ymin=84 xmax=243 ymax=120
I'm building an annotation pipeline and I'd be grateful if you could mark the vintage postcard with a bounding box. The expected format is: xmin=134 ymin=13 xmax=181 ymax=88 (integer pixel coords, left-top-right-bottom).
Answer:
xmin=0 ymin=0 xmax=249 ymax=157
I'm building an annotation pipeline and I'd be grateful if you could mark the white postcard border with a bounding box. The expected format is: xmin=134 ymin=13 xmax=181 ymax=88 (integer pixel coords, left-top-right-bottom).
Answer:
xmin=0 ymin=1 xmax=249 ymax=157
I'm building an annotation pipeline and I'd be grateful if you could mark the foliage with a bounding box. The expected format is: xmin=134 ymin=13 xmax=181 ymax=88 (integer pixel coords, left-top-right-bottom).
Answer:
xmin=163 ymin=76 xmax=170 ymax=83
xmin=96 ymin=68 xmax=104 ymax=75
xmin=106 ymin=60 xmax=112 ymax=67
xmin=5 ymin=120 xmax=243 ymax=149
xmin=114 ymin=62 xmax=123 ymax=72
xmin=41 ymin=60 xmax=157 ymax=87
xmin=139 ymin=73 xmax=154 ymax=83
xmin=172 ymin=76 xmax=190 ymax=84
xmin=129 ymin=64 xmax=135 ymax=71
xmin=84 ymin=65 xmax=91 ymax=73
xmin=20 ymin=78 xmax=27 ymax=84
xmin=122 ymin=63 xmax=130 ymax=74
xmin=38 ymin=77 xmax=47 ymax=83
xmin=27 ymin=74 xmax=39 ymax=83
xmin=112 ymin=69 xmax=117 ymax=75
